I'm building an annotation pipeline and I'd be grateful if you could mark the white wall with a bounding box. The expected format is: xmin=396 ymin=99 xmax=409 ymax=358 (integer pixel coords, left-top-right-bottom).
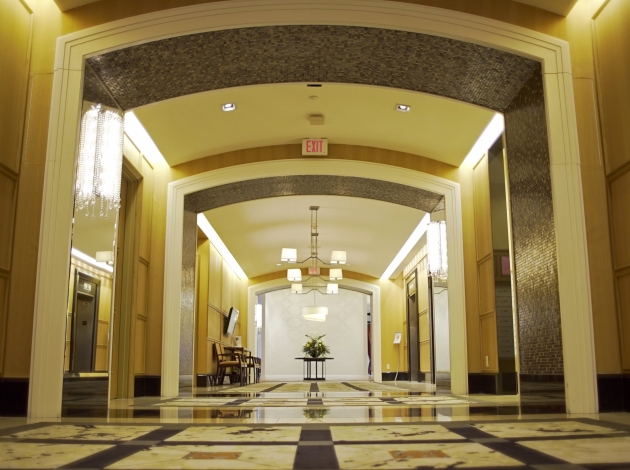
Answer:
xmin=264 ymin=288 xmax=368 ymax=381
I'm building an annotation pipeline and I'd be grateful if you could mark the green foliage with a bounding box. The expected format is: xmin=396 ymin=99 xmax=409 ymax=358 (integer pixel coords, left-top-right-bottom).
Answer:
xmin=303 ymin=408 xmax=330 ymax=419
xmin=302 ymin=334 xmax=330 ymax=358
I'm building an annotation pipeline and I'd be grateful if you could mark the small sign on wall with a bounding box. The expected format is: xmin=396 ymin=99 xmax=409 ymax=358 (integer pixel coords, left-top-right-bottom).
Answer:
xmin=302 ymin=138 xmax=328 ymax=156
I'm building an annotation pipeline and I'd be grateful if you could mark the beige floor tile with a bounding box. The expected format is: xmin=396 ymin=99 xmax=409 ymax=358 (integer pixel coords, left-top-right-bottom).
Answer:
xmin=107 ymin=444 xmax=297 ymax=469
xmin=0 ymin=442 xmax=111 ymax=468
xmin=472 ymin=421 xmax=624 ymax=438
xmin=522 ymin=436 xmax=630 ymax=464
xmin=8 ymin=424 xmax=160 ymax=441
xmin=331 ymin=424 xmax=465 ymax=441
xmin=335 ymin=442 xmax=521 ymax=469
xmin=167 ymin=426 xmax=300 ymax=442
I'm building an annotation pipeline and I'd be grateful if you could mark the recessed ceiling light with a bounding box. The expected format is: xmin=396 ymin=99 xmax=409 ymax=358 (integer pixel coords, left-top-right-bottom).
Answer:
xmin=309 ymin=95 xmax=319 ymax=100
xmin=396 ymin=104 xmax=411 ymax=112
xmin=222 ymin=103 xmax=236 ymax=112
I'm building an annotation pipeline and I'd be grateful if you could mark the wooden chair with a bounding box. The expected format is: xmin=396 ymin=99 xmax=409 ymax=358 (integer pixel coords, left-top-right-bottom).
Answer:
xmin=246 ymin=355 xmax=261 ymax=384
xmin=213 ymin=343 xmax=246 ymax=386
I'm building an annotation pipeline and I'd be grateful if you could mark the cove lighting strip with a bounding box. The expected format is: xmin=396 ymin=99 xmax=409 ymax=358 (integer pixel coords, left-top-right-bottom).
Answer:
xmin=461 ymin=113 xmax=504 ymax=167
xmin=124 ymin=111 xmax=168 ymax=167
xmin=380 ymin=213 xmax=431 ymax=280
xmin=71 ymin=248 xmax=114 ymax=273
xmin=197 ymin=213 xmax=247 ymax=280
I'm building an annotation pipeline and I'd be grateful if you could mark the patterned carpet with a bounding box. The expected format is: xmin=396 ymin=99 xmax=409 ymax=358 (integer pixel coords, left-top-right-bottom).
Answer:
xmin=1 ymin=419 xmax=629 ymax=468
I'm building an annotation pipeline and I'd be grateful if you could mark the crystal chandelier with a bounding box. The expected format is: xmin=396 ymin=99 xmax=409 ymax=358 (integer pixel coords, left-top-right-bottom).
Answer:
xmin=427 ymin=221 xmax=448 ymax=281
xmin=279 ymin=206 xmax=347 ymax=321
xmin=75 ymin=104 xmax=124 ymax=218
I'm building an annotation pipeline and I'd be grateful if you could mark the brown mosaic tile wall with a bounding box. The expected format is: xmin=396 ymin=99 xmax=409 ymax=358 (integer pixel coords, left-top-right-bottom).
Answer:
xmin=504 ymin=72 xmax=564 ymax=377
xmin=180 ymin=209 xmax=198 ymax=380
xmin=184 ymin=176 xmax=445 ymax=214
xmin=85 ymin=25 xmax=539 ymax=112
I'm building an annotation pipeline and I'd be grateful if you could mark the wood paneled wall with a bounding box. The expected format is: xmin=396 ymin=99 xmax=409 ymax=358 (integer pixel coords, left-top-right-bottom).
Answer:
xmin=593 ymin=0 xmax=630 ymax=373
xmin=194 ymin=238 xmax=243 ymax=376
xmin=123 ymin=139 xmax=155 ymax=377
xmin=0 ymin=0 xmax=32 ymax=377
xmin=472 ymin=154 xmax=499 ymax=373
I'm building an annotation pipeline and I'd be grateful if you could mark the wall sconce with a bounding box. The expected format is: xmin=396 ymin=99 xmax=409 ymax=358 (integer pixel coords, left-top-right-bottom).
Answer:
xmin=427 ymin=221 xmax=448 ymax=281
xmin=75 ymin=104 xmax=124 ymax=218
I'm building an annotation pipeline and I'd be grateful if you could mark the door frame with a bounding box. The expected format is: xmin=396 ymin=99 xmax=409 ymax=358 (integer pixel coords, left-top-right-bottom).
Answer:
xmin=30 ymin=0 xmax=595 ymax=416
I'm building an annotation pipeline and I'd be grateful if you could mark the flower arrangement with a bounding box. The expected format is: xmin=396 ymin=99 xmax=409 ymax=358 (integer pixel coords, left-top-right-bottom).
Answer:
xmin=302 ymin=334 xmax=330 ymax=358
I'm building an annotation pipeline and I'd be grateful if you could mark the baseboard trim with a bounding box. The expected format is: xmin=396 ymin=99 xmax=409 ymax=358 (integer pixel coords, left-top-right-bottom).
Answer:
xmin=0 ymin=378 xmax=29 ymax=417
xmin=597 ymin=374 xmax=630 ymax=413
xmin=134 ymin=375 xmax=161 ymax=397
xmin=381 ymin=372 xmax=409 ymax=381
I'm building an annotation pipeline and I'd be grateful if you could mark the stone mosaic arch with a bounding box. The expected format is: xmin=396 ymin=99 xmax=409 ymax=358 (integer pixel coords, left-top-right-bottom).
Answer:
xmin=85 ymin=25 xmax=562 ymax=380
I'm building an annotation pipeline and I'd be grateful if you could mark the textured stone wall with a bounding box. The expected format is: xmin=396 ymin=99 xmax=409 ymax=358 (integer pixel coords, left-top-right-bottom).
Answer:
xmin=84 ymin=25 xmax=538 ymax=112
xmin=184 ymin=175 xmax=445 ymax=213
xmin=504 ymin=72 xmax=564 ymax=376
xmin=179 ymin=210 xmax=197 ymax=379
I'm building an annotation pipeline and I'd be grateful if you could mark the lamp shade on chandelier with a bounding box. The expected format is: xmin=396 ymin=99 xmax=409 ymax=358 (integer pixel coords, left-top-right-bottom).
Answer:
xmin=330 ymin=250 xmax=347 ymax=264
xmin=75 ymin=104 xmax=124 ymax=218
xmin=287 ymin=269 xmax=302 ymax=282
xmin=280 ymin=207 xmax=349 ymax=321
xmin=281 ymin=248 xmax=297 ymax=263
xmin=427 ymin=220 xmax=448 ymax=281
xmin=301 ymin=306 xmax=328 ymax=322
xmin=328 ymin=268 xmax=343 ymax=280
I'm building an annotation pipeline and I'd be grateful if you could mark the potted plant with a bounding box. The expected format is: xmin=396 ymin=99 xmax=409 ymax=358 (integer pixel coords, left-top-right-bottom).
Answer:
xmin=302 ymin=334 xmax=330 ymax=358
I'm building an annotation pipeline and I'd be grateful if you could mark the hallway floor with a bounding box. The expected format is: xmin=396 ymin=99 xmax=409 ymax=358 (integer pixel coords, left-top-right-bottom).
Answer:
xmin=1 ymin=381 xmax=628 ymax=469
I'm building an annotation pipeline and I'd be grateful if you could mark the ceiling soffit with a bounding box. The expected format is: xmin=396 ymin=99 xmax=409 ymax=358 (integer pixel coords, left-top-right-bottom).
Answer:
xmin=84 ymin=25 xmax=540 ymax=113
xmin=184 ymin=175 xmax=445 ymax=214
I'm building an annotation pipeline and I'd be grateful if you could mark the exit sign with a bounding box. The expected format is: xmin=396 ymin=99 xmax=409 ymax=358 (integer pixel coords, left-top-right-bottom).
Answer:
xmin=302 ymin=138 xmax=328 ymax=156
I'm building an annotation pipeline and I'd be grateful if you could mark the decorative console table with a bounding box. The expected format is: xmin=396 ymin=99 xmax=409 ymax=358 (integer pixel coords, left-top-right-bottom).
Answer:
xmin=295 ymin=357 xmax=334 ymax=381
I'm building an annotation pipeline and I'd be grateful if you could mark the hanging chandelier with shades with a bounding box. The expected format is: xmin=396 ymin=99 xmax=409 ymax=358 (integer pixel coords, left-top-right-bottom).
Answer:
xmin=75 ymin=104 xmax=124 ymax=218
xmin=279 ymin=206 xmax=347 ymax=321
xmin=427 ymin=220 xmax=448 ymax=281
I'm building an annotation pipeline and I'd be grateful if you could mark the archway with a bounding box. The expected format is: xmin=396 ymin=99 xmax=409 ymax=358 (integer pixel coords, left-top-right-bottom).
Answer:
xmin=31 ymin=0 xmax=595 ymax=417
xmin=246 ymin=277 xmax=383 ymax=383
xmin=163 ymin=159 xmax=466 ymax=395
xmin=177 ymin=174 xmax=446 ymax=387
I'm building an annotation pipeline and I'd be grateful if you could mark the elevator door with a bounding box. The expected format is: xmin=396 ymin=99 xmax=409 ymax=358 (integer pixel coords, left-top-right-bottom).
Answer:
xmin=73 ymin=277 xmax=98 ymax=373
xmin=407 ymin=276 xmax=419 ymax=382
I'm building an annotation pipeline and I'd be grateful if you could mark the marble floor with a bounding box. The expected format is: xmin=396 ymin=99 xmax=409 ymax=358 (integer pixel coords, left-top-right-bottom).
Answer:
xmin=1 ymin=380 xmax=628 ymax=469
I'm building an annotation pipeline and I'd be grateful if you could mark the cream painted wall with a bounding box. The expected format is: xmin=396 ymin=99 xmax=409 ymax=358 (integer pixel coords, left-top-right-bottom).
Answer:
xmin=264 ymin=288 xmax=369 ymax=381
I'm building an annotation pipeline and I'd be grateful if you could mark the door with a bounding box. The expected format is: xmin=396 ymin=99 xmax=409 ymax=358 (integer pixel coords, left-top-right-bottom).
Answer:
xmin=72 ymin=275 xmax=99 ymax=373
xmin=407 ymin=276 xmax=419 ymax=382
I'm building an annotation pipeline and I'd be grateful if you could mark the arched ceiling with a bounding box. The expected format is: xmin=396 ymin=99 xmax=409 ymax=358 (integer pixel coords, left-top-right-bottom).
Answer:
xmin=203 ymin=195 xmax=426 ymax=279
xmin=84 ymin=25 xmax=539 ymax=113
xmin=132 ymin=83 xmax=495 ymax=167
